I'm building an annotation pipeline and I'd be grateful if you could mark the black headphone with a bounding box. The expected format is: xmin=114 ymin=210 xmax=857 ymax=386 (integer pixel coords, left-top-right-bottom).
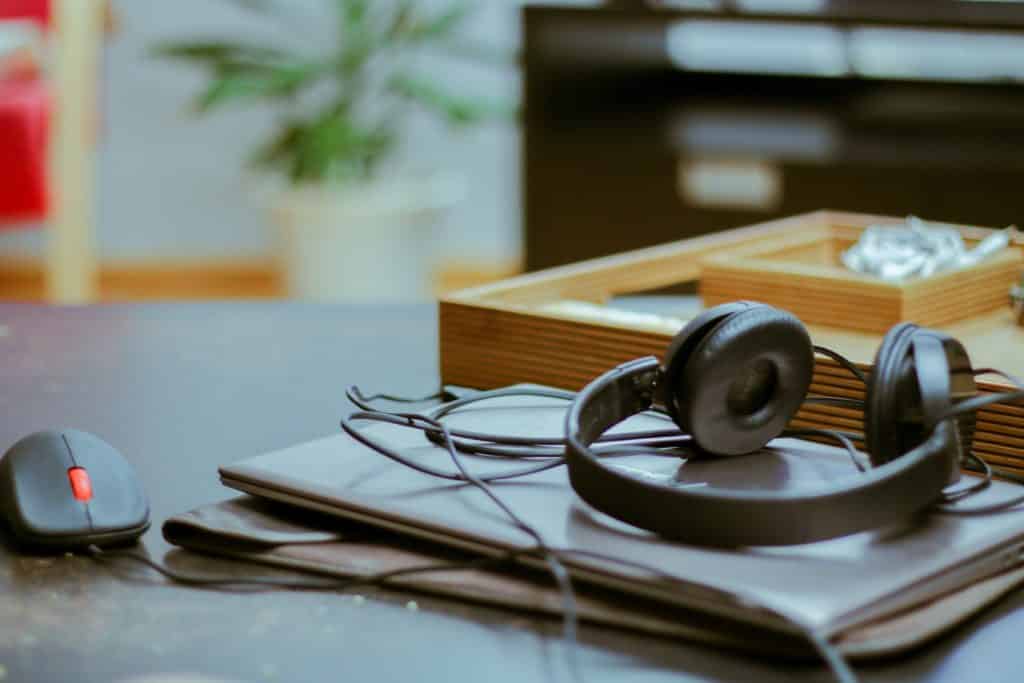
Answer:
xmin=565 ymin=301 xmax=980 ymax=547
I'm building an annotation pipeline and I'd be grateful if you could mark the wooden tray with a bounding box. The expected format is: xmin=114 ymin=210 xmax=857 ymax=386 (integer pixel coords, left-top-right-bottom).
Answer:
xmin=439 ymin=211 xmax=1024 ymax=473
xmin=701 ymin=222 xmax=1022 ymax=333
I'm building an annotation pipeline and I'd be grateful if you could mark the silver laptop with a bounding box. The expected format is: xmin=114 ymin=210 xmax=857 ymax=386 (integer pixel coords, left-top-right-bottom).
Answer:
xmin=219 ymin=392 xmax=1024 ymax=639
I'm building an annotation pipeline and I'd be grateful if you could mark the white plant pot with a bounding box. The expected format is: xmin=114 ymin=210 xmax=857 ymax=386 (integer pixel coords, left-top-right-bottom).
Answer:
xmin=272 ymin=174 xmax=463 ymax=302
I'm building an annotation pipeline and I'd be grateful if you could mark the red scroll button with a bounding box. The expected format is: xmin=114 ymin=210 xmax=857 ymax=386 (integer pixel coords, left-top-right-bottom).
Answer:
xmin=67 ymin=467 xmax=92 ymax=502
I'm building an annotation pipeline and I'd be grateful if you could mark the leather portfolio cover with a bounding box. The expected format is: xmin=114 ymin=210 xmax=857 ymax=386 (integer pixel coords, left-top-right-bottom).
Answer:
xmin=164 ymin=495 xmax=1024 ymax=660
xmin=209 ymin=390 xmax=1024 ymax=658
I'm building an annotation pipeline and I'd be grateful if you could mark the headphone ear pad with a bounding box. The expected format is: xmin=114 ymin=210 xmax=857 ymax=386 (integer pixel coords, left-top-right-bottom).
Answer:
xmin=942 ymin=336 xmax=978 ymax=461
xmin=866 ymin=323 xmax=921 ymax=467
xmin=867 ymin=324 xmax=978 ymax=471
xmin=662 ymin=302 xmax=757 ymax=429
xmin=677 ymin=305 xmax=814 ymax=455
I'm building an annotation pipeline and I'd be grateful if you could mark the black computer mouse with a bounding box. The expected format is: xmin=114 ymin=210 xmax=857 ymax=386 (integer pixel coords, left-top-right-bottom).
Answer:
xmin=0 ymin=429 xmax=150 ymax=549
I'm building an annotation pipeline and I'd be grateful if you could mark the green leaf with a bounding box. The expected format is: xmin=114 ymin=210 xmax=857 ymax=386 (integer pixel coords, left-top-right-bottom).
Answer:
xmin=194 ymin=75 xmax=262 ymax=112
xmin=337 ymin=38 xmax=377 ymax=76
xmin=336 ymin=0 xmax=370 ymax=33
xmin=331 ymin=0 xmax=384 ymax=75
xmin=386 ymin=0 xmax=417 ymax=40
xmin=155 ymin=1 xmax=510 ymax=186
xmin=151 ymin=40 xmax=288 ymax=65
xmin=388 ymin=72 xmax=510 ymax=126
xmin=250 ymin=121 xmax=307 ymax=170
xmin=193 ymin=62 xmax=323 ymax=112
xmin=285 ymin=100 xmax=396 ymax=183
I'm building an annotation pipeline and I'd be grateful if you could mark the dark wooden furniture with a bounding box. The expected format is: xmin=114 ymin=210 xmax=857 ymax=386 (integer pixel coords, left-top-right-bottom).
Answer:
xmin=1 ymin=302 xmax=1023 ymax=682
xmin=524 ymin=2 xmax=1024 ymax=271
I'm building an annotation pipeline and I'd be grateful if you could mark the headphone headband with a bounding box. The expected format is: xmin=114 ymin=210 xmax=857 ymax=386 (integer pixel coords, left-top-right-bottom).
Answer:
xmin=565 ymin=356 xmax=956 ymax=546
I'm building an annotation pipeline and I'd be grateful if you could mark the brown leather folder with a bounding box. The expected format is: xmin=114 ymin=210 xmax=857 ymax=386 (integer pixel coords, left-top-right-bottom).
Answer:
xmin=164 ymin=494 xmax=1024 ymax=660
xmin=163 ymin=384 xmax=1024 ymax=660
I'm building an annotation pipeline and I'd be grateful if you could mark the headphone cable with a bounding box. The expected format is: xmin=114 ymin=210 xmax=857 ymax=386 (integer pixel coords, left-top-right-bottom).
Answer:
xmin=813 ymin=346 xmax=868 ymax=385
xmin=930 ymin=369 xmax=1024 ymax=513
xmin=346 ymin=386 xmax=682 ymax=448
xmin=343 ymin=405 xmax=585 ymax=683
xmin=345 ymin=387 xmax=859 ymax=683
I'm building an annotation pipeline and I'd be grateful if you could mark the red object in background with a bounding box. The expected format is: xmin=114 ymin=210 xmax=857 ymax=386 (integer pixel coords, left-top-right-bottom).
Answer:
xmin=0 ymin=0 xmax=50 ymax=27
xmin=0 ymin=77 xmax=49 ymax=223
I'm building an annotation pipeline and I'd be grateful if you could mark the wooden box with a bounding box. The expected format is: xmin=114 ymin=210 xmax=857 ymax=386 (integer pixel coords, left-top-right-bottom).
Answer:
xmin=439 ymin=211 xmax=1024 ymax=475
xmin=700 ymin=221 xmax=1022 ymax=333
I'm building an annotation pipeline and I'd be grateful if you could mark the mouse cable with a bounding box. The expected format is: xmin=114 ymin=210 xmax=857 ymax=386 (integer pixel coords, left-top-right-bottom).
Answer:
xmin=87 ymin=539 xmax=857 ymax=683
xmin=343 ymin=393 xmax=860 ymax=683
xmin=84 ymin=543 xmax=529 ymax=591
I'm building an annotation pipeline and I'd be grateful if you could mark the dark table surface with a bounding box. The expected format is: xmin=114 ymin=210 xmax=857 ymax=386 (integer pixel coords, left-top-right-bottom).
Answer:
xmin=1 ymin=302 xmax=1021 ymax=683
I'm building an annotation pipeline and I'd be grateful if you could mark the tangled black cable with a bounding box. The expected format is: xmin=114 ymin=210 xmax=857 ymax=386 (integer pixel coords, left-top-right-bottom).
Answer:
xmin=84 ymin=346 xmax=1024 ymax=683
xmin=338 ymin=358 xmax=1024 ymax=683
xmin=788 ymin=358 xmax=1024 ymax=510
xmin=931 ymin=369 xmax=1024 ymax=514
xmin=341 ymin=386 xmax=713 ymax=683
xmin=340 ymin=385 xmax=864 ymax=683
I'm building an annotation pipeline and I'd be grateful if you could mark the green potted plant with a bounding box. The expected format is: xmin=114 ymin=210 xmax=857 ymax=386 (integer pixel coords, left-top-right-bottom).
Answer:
xmin=154 ymin=0 xmax=511 ymax=300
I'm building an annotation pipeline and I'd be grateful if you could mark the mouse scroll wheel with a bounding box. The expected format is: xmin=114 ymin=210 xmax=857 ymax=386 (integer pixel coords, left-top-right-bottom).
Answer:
xmin=67 ymin=467 xmax=93 ymax=502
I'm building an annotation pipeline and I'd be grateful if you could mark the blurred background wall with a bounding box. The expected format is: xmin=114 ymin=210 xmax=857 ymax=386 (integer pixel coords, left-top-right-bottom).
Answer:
xmin=0 ymin=0 xmax=539 ymax=286
xmin=4 ymin=1 xmax=1024 ymax=301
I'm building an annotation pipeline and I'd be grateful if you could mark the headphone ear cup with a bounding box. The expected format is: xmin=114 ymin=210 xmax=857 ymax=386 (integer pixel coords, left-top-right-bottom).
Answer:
xmin=678 ymin=305 xmax=814 ymax=455
xmin=866 ymin=323 xmax=919 ymax=467
xmin=866 ymin=323 xmax=979 ymax=473
xmin=942 ymin=336 xmax=978 ymax=462
xmin=662 ymin=302 xmax=757 ymax=430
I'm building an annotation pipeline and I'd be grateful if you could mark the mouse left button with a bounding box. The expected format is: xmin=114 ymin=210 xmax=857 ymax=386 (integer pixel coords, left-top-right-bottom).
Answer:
xmin=63 ymin=430 xmax=149 ymax=536
xmin=2 ymin=431 xmax=91 ymax=542
xmin=67 ymin=467 xmax=93 ymax=501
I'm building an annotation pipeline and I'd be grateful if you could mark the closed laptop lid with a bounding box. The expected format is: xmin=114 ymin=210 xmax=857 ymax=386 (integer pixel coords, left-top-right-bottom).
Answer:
xmin=219 ymin=391 xmax=1024 ymax=636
